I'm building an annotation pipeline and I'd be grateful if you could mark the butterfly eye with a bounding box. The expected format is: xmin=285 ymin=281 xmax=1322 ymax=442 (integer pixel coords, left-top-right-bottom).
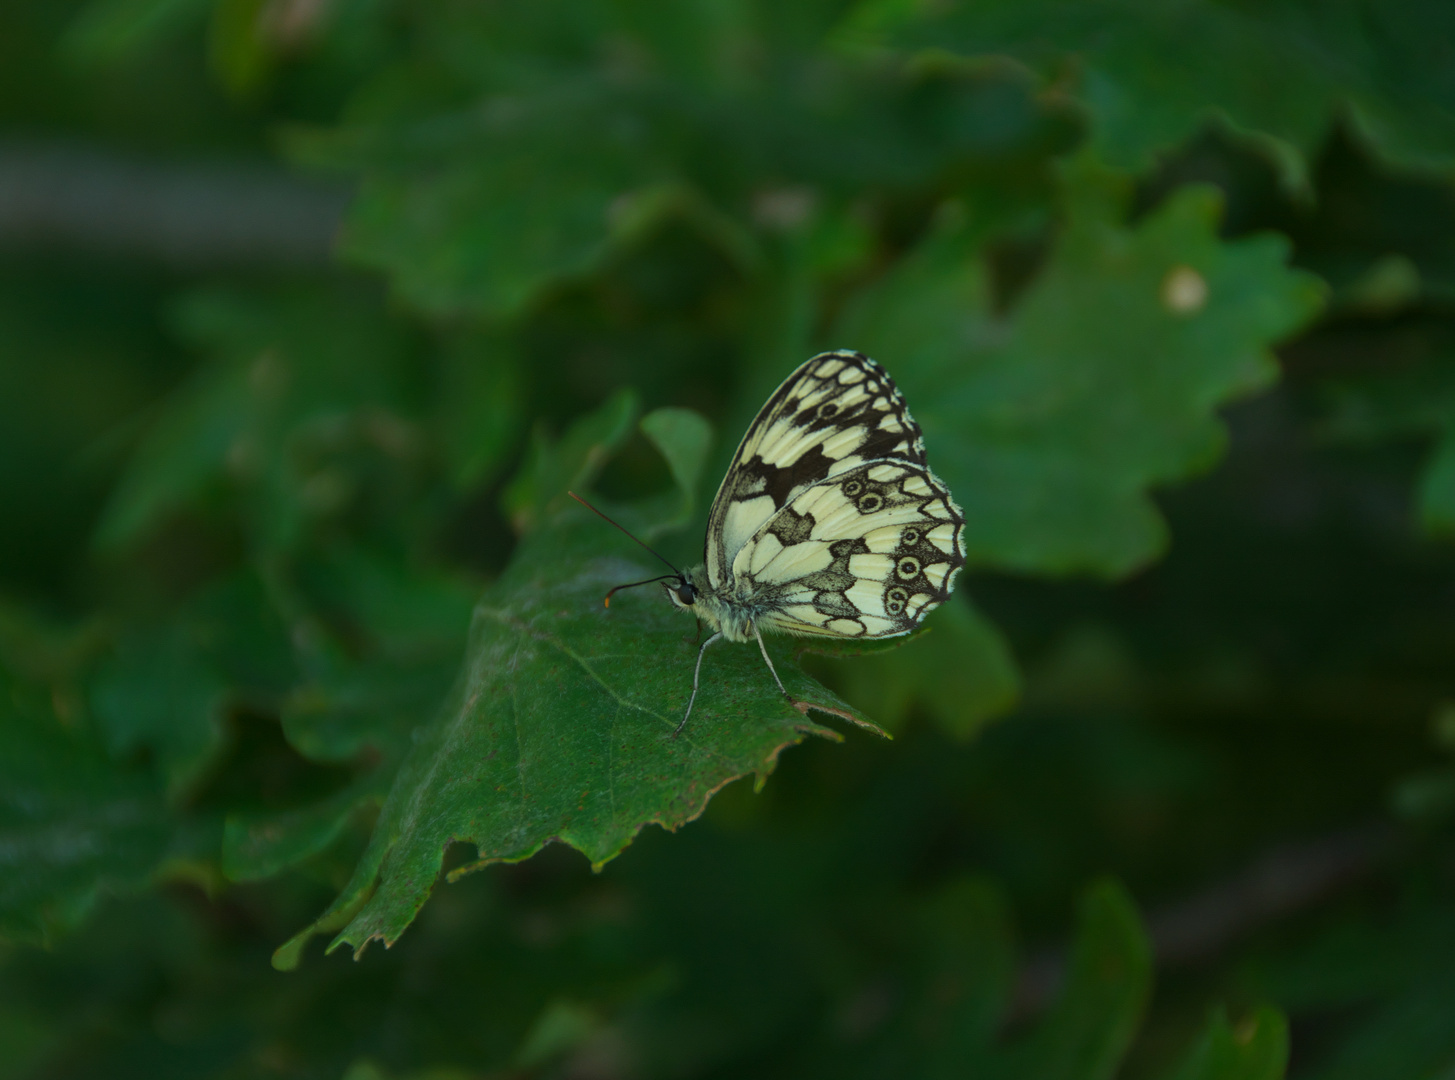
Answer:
xmin=896 ymin=557 xmax=920 ymax=579
xmin=678 ymin=582 xmax=697 ymax=605
xmin=857 ymin=493 xmax=884 ymax=514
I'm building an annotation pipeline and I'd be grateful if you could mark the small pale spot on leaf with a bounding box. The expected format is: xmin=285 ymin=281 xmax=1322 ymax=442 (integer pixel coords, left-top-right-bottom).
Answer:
xmin=1161 ymin=265 xmax=1208 ymax=315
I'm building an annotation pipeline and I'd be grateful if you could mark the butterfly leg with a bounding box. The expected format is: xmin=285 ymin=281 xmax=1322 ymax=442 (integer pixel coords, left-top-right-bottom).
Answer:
xmin=674 ymin=631 xmax=723 ymax=738
xmin=754 ymin=624 xmax=797 ymax=707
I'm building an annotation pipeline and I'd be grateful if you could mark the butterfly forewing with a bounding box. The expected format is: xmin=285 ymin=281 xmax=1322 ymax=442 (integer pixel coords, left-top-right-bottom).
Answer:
xmin=736 ymin=459 xmax=965 ymax=638
xmin=704 ymin=351 xmax=927 ymax=588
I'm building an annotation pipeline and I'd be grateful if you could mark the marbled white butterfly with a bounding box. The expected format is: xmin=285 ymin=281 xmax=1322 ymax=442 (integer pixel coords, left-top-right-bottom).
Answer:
xmin=579 ymin=350 xmax=965 ymax=735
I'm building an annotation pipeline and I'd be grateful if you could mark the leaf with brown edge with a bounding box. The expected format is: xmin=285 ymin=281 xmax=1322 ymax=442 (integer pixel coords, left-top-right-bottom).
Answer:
xmin=274 ymin=507 xmax=884 ymax=968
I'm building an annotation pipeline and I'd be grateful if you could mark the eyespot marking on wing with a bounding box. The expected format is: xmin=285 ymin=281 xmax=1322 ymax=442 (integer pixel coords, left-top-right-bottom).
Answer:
xmin=729 ymin=456 xmax=966 ymax=638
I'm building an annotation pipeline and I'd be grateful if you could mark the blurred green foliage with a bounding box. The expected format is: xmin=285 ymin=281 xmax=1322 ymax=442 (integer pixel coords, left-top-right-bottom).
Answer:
xmin=3 ymin=0 xmax=1455 ymax=1077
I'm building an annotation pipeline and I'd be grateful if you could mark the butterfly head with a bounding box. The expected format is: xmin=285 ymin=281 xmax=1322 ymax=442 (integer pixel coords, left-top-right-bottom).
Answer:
xmin=664 ymin=573 xmax=698 ymax=610
xmin=567 ymin=491 xmax=700 ymax=610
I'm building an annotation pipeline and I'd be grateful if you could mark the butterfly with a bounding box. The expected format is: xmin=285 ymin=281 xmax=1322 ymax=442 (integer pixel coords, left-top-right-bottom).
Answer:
xmin=577 ymin=350 xmax=965 ymax=736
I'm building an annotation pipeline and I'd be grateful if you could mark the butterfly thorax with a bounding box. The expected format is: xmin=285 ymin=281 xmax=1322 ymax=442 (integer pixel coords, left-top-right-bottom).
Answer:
xmin=663 ymin=567 xmax=764 ymax=643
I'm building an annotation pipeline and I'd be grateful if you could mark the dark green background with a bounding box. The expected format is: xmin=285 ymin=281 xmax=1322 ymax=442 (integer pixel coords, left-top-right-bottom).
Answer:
xmin=3 ymin=1 xmax=1455 ymax=1077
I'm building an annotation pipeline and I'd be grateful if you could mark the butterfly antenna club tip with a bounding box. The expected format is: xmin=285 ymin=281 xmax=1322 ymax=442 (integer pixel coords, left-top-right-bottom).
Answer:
xmin=602 ymin=574 xmax=678 ymax=608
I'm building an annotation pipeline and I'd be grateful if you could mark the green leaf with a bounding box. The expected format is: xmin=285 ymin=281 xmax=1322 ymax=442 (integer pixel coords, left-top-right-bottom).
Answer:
xmin=60 ymin=0 xmax=212 ymax=64
xmin=1300 ymin=975 xmax=1455 ymax=1080
xmin=436 ymin=334 xmax=523 ymax=491
xmin=92 ymin=344 xmax=251 ymax=551
xmin=823 ymin=597 xmax=1020 ymax=739
xmin=840 ymin=0 xmax=1455 ymax=185
xmin=1418 ymin=431 xmax=1455 ymax=535
xmin=513 ymin=999 xmax=601 ymax=1069
xmin=912 ymin=875 xmax=1018 ymax=1071
xmin=501 ymin=389 xmax=640 ymax=533
xmin=1016 ymin=878 xmax=1151 ymax=1080
xmin=275 ymin=508 xmax=883 ymax=967
xmin=1338 ymin=254 xmax=1424 ymax=315
xmin=222 ymin=771 xmax=388 ymax=883
xmin=1319 ymin=359 xmax=1455 ymax=443
xmin=89 ymin=571 xmax=293 ymax=798
xmin=278 ymin=1 xmax=775 ymax=318
xmin=90 ymin=623 xmax=230 ymax=800
xmin=638 ymin=406 xmax=714 ymax=533
xmin=207 ymin=0 xmax=271 ymax=98
xmin=1393 ymin=768 xmax=1455 ymax=821
xmin=281 ymin=547 xmax=476 ymax=765
xmin=839 ymin=159 xmax=1325 ymax=577
xmin=0 ymin=689 xmax=179 ymax=946
xmin=871 ymin=877 xmax=1151 ymax=1078
xmin=1317 ymin=355 xmax=1455 ymax=537
xmin=1164 ymin=1008 xmax=1288 ymax=1080
xmin=96 ymin=285 xmax=423 ymax=555
xmin=303 ymin=96 xmax=661 ymax=319
xmin=281 ymin=661 xmax=447 ymax=767
xmin=284 ymin=1 xmax=1073 ymax=319
xmin=0 ymin=600 xmax=105 ymax=698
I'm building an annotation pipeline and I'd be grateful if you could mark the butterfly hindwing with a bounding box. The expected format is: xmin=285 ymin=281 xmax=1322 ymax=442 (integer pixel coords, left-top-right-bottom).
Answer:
xmin=734 ymin=459 xmax=966 ymax=639
xmin=704 ymin=351 xmax=927 ymax=588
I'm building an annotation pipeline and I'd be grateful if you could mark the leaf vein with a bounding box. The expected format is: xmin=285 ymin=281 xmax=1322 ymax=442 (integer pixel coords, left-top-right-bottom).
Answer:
xmin=479 ymin=607 xmax=669 ymax=725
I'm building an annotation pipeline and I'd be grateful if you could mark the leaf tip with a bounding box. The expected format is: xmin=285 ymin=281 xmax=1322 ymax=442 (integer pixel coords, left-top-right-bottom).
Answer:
xmin=270 ymin=933 xmax=308 ymax=972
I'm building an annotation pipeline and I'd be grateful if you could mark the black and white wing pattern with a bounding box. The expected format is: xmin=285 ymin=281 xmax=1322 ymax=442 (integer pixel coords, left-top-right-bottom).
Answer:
xmin=704 ymin=351 xmax=927 ymax=590
xmin=704 ymin=350 xmax=965 ymax=639
xmin=737 ymin=460 xmax=963 ymax=638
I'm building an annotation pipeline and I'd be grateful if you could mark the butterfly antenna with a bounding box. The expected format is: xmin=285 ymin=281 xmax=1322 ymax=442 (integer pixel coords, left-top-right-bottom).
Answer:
xmin=567 ymin=491 xmax=687 ymax=607
xmin=603 ymin=574 xmax=679 ymax=607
